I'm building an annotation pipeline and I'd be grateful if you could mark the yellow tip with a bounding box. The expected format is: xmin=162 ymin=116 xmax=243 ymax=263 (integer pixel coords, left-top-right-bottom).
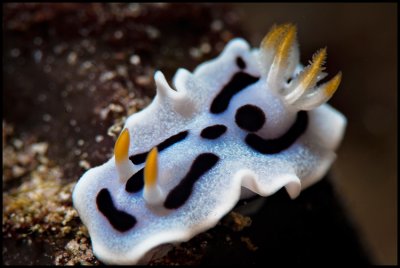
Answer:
xmin=261 ymin=23 xmax=293 ymax=50
xmin=324 ymin=72 xmax=342 ymax=97
xmin=114 ymin=128 xmax=130 ymax=163
xmin=144 ymin=147 xmax=158 ymax=188
xmin=300 ymin=47 xmax=327 ymax=88
xmin=275 ymin=24 xmax=297 ymax=66
xmin=311 ymin=47 xmax=327 ymax=66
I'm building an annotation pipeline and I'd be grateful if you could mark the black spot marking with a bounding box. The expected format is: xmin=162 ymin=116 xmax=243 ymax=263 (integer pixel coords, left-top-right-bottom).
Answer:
xmin=236 ymin=57 xmax=246 ymax=69
xmin=130 ymin=130 xmax=188 ymax=165
xmin=164 ymin=153 xmax=219 ymax=209
xmin=125 ymin=168 xmax=144 ymax=193
xmin=200 ymin=124 xmax=227 ymax=139
xmin=235 ymin=104 xmax=266 ymax=132
xmin=245 ymin=111 xmax=308 ymax=154
xmin=96 ymin=188 xmax=137 ymax=232
xmin=210 ymin=72 xmax=259 ymax=114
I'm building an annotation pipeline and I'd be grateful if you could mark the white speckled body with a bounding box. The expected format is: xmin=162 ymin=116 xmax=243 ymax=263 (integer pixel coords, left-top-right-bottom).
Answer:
xmin=73 ymin=30 xmax=346 ymax=264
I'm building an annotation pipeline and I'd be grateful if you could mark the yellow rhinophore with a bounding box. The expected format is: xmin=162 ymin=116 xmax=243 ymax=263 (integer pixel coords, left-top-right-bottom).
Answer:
xmin=115 ymin=128 xmax=130 ymax=163
xmin=144 ymin=147 xmax=158 ymax=188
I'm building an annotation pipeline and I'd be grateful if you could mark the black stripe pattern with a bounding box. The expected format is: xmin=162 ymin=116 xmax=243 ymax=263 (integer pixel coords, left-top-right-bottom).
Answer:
xmin=130 ymin=130 xmax=188 ymax=165
xmin=164 ymin=153 xmax=219 ymax=209
xmin=125 ymin=168 xmax=144 ymax=193
xmin=245 ymin=111 xmax=308 ymax=154
xmin=210 ymin=72 xmax=259 ymax=114
xmin=96 ymin=188 xmax=137 ymax=232
xmin=200 ymin=124 xmax=227 ymax=139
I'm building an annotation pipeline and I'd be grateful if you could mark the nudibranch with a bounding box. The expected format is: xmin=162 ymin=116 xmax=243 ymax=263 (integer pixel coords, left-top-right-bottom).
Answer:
xmin=73 ymin=24 xmax=346 ymax=264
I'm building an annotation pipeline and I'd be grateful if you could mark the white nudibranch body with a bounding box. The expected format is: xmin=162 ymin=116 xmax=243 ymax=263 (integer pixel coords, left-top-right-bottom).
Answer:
xmin=73 ymin=24 xmax=346 ymax=264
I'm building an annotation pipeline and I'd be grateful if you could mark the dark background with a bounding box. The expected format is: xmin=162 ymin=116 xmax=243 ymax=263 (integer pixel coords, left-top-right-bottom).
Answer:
xmin=3 ymin=3 xmax=397 ymax=265
xmin=233 ymin=3 xmax=397 ymax=264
